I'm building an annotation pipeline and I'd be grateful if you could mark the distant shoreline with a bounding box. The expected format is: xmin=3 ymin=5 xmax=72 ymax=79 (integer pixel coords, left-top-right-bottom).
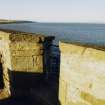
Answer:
xmin=0 ymin=19 xmax=34 ymax=24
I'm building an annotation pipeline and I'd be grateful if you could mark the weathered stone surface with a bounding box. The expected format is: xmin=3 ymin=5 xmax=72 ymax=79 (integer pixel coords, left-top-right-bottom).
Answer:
xmin=9 ymin=42 xmax=43 ymax=50
xmin=11 ymin=56 xmax=43 ymax=72
xmin=11 ymin=56 xmax=34 ymax=71
xmin=59 ymin=42 xmax=85 ymax=54
xmin=11 ymin=49 xmax=43 ymax=56
xmin=33 ymin=55 xmax=43 ymax=72
xmin=9 ymin=34 xmax=45 ymax=42
xmin=0 ymin=31 xmax=9 ymax=41
xmin=59 ymin=41 xmax=105 ymax=105
xmin=0 ymin=89 xmax=10 ymax=100
xmin=0 ymin=29 xmax=54 ymax=100
xmin=59 ymin=79 xmax=67 ymax=105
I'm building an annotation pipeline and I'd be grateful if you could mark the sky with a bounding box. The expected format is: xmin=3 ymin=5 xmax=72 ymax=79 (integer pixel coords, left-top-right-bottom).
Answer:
xmin=0 ymin=0 xmax=105 ymax=23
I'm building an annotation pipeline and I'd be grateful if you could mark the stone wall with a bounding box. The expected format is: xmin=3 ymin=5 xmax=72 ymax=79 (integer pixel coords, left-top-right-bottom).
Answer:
xmin=0 ymin=31 xmax=11 ymax=99
xmin=59 ymin=41 xmax=105 ymax=105
xmin=0 ymin=29 xmax=54 ymax=99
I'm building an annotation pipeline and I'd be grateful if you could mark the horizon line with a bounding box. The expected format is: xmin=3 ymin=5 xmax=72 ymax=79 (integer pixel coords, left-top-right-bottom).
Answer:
xmin=0 ymin=18 xmax=105 ymax=24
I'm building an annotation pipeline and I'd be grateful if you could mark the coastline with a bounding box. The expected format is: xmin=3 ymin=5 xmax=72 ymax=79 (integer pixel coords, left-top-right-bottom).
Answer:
xmin=0 ymin=19 xmax=33 ymax=24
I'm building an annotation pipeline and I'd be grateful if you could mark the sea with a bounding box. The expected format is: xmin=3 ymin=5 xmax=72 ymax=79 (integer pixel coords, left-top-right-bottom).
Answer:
xmin=0 ymin=22 xmax=105 ymax=45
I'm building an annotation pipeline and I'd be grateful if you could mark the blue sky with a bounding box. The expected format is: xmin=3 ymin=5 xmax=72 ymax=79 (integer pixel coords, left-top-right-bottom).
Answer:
xmin=0 ymin=0 xmax=105 ymax=23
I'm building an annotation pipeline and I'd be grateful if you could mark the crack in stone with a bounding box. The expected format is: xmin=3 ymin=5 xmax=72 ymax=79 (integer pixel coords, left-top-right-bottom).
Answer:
xmin=81 ymin=47 xmax=87 ymax=55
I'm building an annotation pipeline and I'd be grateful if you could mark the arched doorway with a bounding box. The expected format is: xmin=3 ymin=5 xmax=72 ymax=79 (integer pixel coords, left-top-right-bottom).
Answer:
xmin=0 ymin=54 xmax=4 ymax=89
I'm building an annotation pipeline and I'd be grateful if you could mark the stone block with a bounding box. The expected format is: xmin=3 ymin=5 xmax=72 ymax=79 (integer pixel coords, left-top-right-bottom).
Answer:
xmin=10 ymin=49 xmax=43 ymax=56
xmin=9 ymin=42 xmax=43 ymax=50
xmin=11 ymin=56 xmax=33 ymax=71
xmin=11 ymin=55 xmax=44 ymax=73
xmin=33 ymin=55 xmax=43 ymax=72
xmin=9 ymin=33 xmax=45 ymax=43
xmin=59 ymin=41 xmax=105 ymax=105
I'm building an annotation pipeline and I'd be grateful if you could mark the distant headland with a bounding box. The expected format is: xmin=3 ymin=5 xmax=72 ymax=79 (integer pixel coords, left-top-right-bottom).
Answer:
xmin=0 ymin=19 xmax=34 ymax=24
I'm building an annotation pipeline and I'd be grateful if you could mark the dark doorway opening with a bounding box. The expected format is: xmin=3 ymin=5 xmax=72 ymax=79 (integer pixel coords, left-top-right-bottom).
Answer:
xmin=0 ymin=59 xmax=4 ymax=89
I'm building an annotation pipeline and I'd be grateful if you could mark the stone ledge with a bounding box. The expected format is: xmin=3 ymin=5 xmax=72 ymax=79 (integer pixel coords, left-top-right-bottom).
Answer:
xmin=59 ymin=41 xmax=105 ymax=58
xmin=0 ymin=29 xmax=55 ymax=42
xmin=59 ymin=40 xmax=105 ymax=52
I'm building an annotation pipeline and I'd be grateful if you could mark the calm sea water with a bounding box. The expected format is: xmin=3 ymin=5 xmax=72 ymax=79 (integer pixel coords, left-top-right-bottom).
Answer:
xmin=0 ymin=22 xmax=105 ymax=45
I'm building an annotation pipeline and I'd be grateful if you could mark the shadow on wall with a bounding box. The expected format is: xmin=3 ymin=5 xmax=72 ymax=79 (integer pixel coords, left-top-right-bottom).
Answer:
xmin=8 ymin=70 xmax=44 ymax=97
xmin=43 ymin=45 xmax=60 ymax=105
xmin=0 ymin=70 xmax=44 ymax=105
xmin=0 ymin=47 xmax=61 ymax=105
xmin=0 ymin=62 xmax=4 ymax=89
xmin=0 ymin=45 xmax=61 ymax=105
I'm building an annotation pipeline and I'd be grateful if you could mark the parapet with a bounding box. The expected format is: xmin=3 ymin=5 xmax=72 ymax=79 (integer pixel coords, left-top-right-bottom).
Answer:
xmin=59 ymin=40 xmax=105 ymax=105
xmin=0 ymin=29 xmax=54 ymax=42
xmin=0 ymin=29 xmax=54 ymax=99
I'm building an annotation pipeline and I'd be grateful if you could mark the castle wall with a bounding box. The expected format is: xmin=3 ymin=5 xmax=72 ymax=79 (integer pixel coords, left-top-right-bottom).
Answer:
xmin=59 ymin=41 xmax=105 ymax=105
xmin=9 ymin=37 xmax=44 ymax=72
xmin=0 ymin=32 xmax=12 ymax=99
xmin=0 ymin=30 xmax=54 ymax=99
